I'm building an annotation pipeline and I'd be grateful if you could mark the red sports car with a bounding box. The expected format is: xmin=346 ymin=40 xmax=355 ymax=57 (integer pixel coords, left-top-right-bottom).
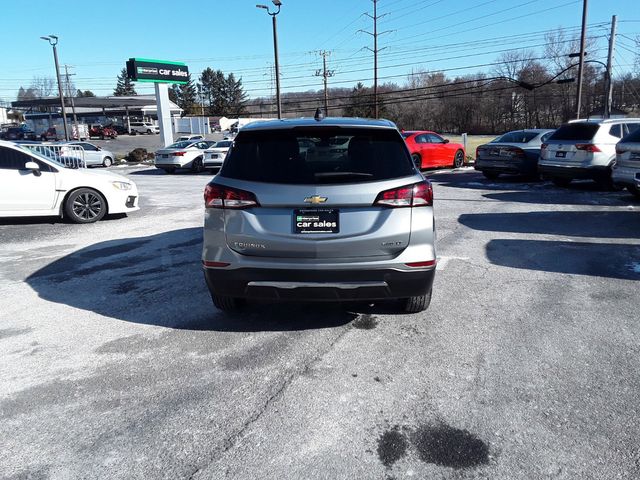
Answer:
xmin=401 ymin=130 xmax=466 ymax=170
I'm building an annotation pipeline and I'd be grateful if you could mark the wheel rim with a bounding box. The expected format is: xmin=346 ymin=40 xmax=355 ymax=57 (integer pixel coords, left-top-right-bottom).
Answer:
xmin=104 ymin=158 xmax=112 ymax=167
xmin=454 ymin=152 xmax=464 ymax=168
xmin=72 ymin=192 xmax=102 ymax=220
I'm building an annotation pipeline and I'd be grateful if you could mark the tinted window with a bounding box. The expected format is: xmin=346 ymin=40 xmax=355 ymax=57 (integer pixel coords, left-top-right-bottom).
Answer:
xmin=609 ymin=124 xmax=623 ymax=138
xmin=414 ymin=134 xmax=428 ymax=144
xmin=0 ymin=146 xmax=34 ymax=170
xmin=426 ymin=133 xmax=444 ymax=143
xmin=167 ymin=141 xmax=193 ymax=149
xmin=620 ymin=126 xmax=640 ymax=143
xmin=216 ymin=141 xmax=232 ymax=148
xmin=625 ymin=123 xmax=640 ymax=136
xmin=494 ymin=131 xmax=540 ymax=143
xmin=549 ymin=123 xmax=600 ymax=141
xmin=220 ymin=128 xmax=415 ymax=185
xmin=540 ymin=132 xmax=554 ymax=143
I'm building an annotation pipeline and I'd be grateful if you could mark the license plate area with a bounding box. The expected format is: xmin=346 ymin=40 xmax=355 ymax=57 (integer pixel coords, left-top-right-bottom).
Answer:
xmin=161 ymin=154 xmax=169 ymax=158
xmin=294 ymin=208 xmax=339 ymax=234
xmin=555 ymin=151 xmax=566 ymax=158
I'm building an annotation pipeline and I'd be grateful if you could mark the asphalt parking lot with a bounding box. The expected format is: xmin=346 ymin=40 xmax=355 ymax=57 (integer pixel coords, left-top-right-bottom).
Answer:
xmin=1 ymin=167 xmax=640 ymax=479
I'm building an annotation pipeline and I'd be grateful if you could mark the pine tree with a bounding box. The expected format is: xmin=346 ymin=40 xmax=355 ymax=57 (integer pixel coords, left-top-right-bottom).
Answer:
xmin=114 ymin=68 xmax=137 ymax=96
xmin=225 ymin=73 xmax=247 ymax=115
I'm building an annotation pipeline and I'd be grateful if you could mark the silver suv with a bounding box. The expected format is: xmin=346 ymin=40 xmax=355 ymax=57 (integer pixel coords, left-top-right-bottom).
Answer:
xmin=538 ymin=118 xmax=640 ymax=187
xmin=202 ymin=117 xmax=436 ymax=313
xmin=612 ymin=126 xmax=640 ymax=197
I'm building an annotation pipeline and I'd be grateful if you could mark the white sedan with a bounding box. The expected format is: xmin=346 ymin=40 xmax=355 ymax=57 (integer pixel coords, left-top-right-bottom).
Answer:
xmin=59 ymin=142 xmax=116 ymax=167
xmin=154 ymin=140 xmax=210 ymax=174
xmin=203 ymin=140 xmax=233 ymax=170
xmin=0 ymin=140 xmax=139 ymax=223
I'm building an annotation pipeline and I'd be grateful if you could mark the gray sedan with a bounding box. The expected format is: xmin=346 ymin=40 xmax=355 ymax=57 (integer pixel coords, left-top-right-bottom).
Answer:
xmin=475 ymin=129 xmax=555 ymax=179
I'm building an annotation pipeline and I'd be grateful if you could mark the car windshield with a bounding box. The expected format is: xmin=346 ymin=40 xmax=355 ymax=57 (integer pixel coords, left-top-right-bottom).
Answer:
xmin=220 ymin=127 xmax=415 ymax=185
xmin=167 ymin=141 xmax=194 ymax=149
xmin=549 ymin=123 xmax=600 ymax=141
xmin=493 ymin=131 xmax=540 ymax=143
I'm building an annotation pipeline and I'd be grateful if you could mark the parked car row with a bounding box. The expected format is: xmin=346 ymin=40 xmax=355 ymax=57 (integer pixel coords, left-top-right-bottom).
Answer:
xmin=474 ymin=118 xmax=640 ymax=194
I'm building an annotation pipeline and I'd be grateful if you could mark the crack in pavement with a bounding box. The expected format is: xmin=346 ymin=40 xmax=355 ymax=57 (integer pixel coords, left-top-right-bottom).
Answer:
xmin=185 ymin=322 xmax=355 ymax=479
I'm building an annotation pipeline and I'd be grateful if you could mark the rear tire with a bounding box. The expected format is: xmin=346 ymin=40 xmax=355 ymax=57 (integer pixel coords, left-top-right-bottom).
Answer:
xmin=627 ymin=185 xmax=640 ymax=198
xmin=211 ymin=294 xmax=241 ymax=312
xmin=483 ymin=171 xmax=499 ymax=180
xmin=191 ymin=157 xmax=204 ymax=173
xmin=551 ymin=177 xmax=572 ymax=187
xmin=411 ymin=153 xmax=422 ymax=170
xmin=453 ymin=150 xmax=465 ymax=168
xmin=403 ymin=290 xmax=432 ymax=313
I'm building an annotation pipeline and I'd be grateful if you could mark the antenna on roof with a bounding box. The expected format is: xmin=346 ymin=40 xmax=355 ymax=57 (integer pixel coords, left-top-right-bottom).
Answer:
xmin=314 ymin=107 xmax=324 ymax=121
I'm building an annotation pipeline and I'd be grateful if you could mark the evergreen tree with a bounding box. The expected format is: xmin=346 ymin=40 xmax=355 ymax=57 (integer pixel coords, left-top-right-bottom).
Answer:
xmin=343 ymin=83 xmax=374 ymax=118
xmin=76 ymin=89 xmax=96 ymax=97
xmin=169 ymin=74 xmax=198 ymax=115
xmin=225 ymin=73 xmax=248 ymax=115
xmin=113 ymin=68 xmax=137 ymax=96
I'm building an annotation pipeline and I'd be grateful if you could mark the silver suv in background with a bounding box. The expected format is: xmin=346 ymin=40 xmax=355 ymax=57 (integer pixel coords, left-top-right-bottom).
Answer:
xmin=202 ymin=117 xmax=436 ymax=313
xmin=538 ymin=118 xmax=640 ymax=188
xmin=612 ymin=126 xmax=640 ymax=198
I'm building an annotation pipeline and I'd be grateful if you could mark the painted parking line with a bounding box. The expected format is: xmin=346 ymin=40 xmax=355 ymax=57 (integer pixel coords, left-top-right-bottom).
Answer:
xmin=436 ymin=256 xmax=469 ymax=270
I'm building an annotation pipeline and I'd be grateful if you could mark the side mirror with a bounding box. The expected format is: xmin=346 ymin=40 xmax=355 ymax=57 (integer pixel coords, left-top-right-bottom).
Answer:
xmin=25 ymin=161 xmax=41 ymax=176
xmin=97 ymin=146 xmax=102 ymax=151
xmin=443 ymin=139 xmax=450 ymax=144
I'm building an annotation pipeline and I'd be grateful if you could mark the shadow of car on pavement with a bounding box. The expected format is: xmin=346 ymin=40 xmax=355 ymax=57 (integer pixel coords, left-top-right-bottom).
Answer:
xmin=26 ymin=227 xmax=356 ymax=332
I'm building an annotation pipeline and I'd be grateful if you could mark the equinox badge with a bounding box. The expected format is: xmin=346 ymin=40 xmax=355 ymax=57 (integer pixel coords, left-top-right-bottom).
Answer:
xmin=304 ymin=195 xmax=328 ymax=204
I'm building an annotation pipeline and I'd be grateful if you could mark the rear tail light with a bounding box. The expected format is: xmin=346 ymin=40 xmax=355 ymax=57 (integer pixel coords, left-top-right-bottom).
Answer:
xmin=374 ymin=180 xmax=433 ymax=208
xmin=575 ymin=144 xmax=601 ymax=153
xmin=615 ymin=146 xmax=625 ymax=155
xmin=504 ymin=146 xmax=525 ymax=157
xmin=204 ymin=184 xmax=259 ymax=209
xmin=405 ymin=260 xmax=436 ymax=268
xmin=173 ymin=151 xmax=186 ymax=156
xmin=541 ymin=143 xmax=548 ymax=150
xmin=202 ymin=260 xmax=230 ymax=268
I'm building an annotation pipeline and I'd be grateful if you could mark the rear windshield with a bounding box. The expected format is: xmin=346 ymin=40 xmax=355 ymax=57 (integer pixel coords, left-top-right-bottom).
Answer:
xmin=167 ymin=141 xmax=193 ymax=149
xmin=220 ymin=127 xmax=415 ymax=184
xmin=493 ymin=131 xmax=539 ymax=143
xmin=549 ymin=123 xmax=599 ymax=141
xmin=215 ymin=141 xmax=232 ymax=148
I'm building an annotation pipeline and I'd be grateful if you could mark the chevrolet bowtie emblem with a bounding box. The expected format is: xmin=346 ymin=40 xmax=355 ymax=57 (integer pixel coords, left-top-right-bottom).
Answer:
xmin=304 ymin=195 xmax=328 ymax=204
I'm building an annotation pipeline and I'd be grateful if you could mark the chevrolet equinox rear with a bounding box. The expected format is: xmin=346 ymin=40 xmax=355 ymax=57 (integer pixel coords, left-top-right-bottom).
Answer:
xmin=202 ymin=118 xmax=436 ymax=313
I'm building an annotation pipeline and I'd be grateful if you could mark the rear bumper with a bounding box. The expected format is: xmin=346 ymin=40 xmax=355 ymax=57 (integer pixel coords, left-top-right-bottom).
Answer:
xmin=203 ymin=266 xmax=435 ymax=301
xmin=475 ymin=157 xmax=537 ymax=175
xmin=538 ymin=164 xmax=609 ymax=179
xmin=612 ymin=164 xmax=640 ymax=187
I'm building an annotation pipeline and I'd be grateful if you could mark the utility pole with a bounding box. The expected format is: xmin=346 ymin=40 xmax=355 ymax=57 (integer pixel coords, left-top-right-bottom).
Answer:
xmin=604 ymin=15 xmax=617 ymax=119
xmin=359 ymin=0 xmax=390 ymax=118
xmin=575 ymin=0 xmax=588 ymax=119
xmin=40 ymin=35 xmax=69 ymax=140
xmin=64 ymin=65 xmax=79 ymax=135
xmin=314 ymin=50 xmax=335 ymax=116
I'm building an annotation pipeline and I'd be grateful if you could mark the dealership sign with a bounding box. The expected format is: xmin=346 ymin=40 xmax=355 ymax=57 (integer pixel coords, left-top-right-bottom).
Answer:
xmin=126 ymin=58 xmax=189 ymax=84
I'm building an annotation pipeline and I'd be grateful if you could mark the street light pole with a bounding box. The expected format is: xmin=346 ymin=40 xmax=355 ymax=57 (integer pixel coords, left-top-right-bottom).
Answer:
xmin=40 ymin=35 xmax=69 ymax=141
xmin=257 ymin=1 xmax=282 ymax=119
xmin=575 ymin=0 xmax=588 ymax=119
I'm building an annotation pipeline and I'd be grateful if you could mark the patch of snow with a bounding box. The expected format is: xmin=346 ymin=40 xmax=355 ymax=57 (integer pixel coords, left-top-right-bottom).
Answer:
xmin=627 ymin=262 xmax=640 ymax=273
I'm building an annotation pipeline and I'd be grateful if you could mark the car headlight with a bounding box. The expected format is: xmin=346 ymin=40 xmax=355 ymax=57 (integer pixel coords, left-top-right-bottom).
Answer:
xmin=112 ymin=181 xmax=132 ymax=191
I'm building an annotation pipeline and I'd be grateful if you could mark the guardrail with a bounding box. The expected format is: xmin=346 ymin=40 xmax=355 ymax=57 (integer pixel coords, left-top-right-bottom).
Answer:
xmin=20 ymin=143 xmax=86 ymax=169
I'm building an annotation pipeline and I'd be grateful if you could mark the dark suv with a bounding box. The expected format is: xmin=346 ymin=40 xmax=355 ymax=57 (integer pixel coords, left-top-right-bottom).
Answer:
xmin=202 ymin=117 xmax=437 ymax=313
xmin=1 ymin=126 xmax=37 ymax=141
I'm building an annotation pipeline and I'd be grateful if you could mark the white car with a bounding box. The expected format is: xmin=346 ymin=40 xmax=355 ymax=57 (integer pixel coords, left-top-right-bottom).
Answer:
xmin=59 ymin=142 xmax=115 ymax=167
xmin=130 ymin=122 xmax=160 ymax=135
xmin=203 ymin=140 xmax=233 ymax=170
xmin=176 ymin=134 xmax=204 ymax=142
xmin=154 ymin=140 xmax=210 ymax=174
xmin=0 ymin=140 xmax=139 ymax=223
